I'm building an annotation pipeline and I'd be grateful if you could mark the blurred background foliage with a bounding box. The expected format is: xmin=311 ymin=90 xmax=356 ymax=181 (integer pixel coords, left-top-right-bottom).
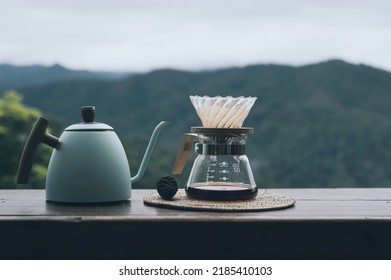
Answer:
xmin=1 ymin=59 xmax=390 ymax=189
xmin=0 ymin=91 xmax=51 ymax=188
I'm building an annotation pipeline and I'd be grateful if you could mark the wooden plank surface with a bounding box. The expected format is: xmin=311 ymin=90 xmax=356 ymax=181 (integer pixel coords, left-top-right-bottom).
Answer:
xmin=0 ymin=188 xmax=391 ymax=221
xmin=1 ymin=188 xmax=391 ymax=259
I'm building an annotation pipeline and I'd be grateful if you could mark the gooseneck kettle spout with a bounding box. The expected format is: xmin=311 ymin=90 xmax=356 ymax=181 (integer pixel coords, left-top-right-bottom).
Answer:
xmin=131 ymin=121 xmax=169 ymax=183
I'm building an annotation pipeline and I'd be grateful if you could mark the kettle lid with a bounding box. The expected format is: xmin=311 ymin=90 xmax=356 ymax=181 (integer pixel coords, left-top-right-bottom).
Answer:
xmin=65 ymin=106 xmax=114 ymax=131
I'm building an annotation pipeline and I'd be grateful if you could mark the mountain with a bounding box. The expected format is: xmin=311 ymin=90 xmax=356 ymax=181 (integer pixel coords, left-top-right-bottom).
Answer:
xmin=4 ymin=59 xmax=391 ymax=188
xmin=0 ymin=63 xmax=131 ymax=91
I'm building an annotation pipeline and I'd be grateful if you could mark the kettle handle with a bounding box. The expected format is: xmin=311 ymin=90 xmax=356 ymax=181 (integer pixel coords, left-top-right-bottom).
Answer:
xmin=172 ymin=133 xmax=198 ymax=174
xmin=16 ymin=117 xmax=60 ymax=184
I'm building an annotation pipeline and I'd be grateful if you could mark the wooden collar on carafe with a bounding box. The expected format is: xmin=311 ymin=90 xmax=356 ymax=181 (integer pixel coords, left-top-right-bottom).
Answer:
xmin=190 ymin=127 xmax=254 ymax=136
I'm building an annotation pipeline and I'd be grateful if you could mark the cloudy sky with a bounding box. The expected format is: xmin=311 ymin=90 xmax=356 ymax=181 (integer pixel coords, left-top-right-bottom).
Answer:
xmin=1 ymin=0 xmax=391 ymax=72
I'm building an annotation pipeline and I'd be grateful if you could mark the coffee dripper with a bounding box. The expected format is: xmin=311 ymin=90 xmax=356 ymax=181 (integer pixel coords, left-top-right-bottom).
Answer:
xmin=172 ymin=95 xmax=259 ymax=200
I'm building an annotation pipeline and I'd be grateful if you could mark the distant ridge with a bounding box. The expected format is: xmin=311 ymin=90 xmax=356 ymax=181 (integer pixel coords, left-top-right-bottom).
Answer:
xmin=0 ymin=63 xmax=131 ymax=91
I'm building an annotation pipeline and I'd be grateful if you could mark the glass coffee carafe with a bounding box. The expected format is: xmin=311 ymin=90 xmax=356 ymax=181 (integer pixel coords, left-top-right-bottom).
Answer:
xmin=173 ymin=127 xmax=257 ymax=200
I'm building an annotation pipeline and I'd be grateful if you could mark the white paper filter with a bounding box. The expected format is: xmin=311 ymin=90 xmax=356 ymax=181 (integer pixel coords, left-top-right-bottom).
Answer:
xmin=189 ymin=95 xmax=257 ymax=128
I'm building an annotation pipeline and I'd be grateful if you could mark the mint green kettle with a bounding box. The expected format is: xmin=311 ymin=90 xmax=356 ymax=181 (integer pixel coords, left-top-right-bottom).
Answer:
xmin=17 ymin=106 xmax=168 ymax=203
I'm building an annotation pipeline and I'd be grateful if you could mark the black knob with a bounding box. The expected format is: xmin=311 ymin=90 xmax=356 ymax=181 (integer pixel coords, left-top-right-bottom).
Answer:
xmin=81 ymin=106 xmax=95 ymax=123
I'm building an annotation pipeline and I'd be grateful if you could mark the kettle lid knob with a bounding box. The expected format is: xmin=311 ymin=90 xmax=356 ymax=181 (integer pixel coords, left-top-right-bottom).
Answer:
xmin=65 ymin=106 xmax=113 ymax=131
xmin=81 ymin=106 xmax=95 ymax=123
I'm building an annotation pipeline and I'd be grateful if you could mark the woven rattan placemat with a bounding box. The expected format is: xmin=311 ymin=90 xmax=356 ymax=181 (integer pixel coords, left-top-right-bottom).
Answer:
xmin=143 ymin=189 xmax=295 ymax=212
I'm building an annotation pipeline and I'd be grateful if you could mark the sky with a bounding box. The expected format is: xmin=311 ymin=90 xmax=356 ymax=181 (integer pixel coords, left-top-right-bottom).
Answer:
xmin=1 ymin=0 xmax=391 ymax=72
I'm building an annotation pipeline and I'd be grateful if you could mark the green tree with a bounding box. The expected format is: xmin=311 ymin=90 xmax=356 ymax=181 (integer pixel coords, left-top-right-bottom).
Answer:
xmin=0 ymin=91 xmax=51 ymax=188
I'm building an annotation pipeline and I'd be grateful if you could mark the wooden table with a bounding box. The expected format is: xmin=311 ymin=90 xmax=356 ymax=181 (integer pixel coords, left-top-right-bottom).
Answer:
xmin=1 ymin=188 xmax=391 ymax=260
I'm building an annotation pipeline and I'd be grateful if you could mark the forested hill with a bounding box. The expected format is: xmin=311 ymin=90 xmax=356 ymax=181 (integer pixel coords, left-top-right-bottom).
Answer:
xmin=6 ymin=59 xmax=391 ymax=188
